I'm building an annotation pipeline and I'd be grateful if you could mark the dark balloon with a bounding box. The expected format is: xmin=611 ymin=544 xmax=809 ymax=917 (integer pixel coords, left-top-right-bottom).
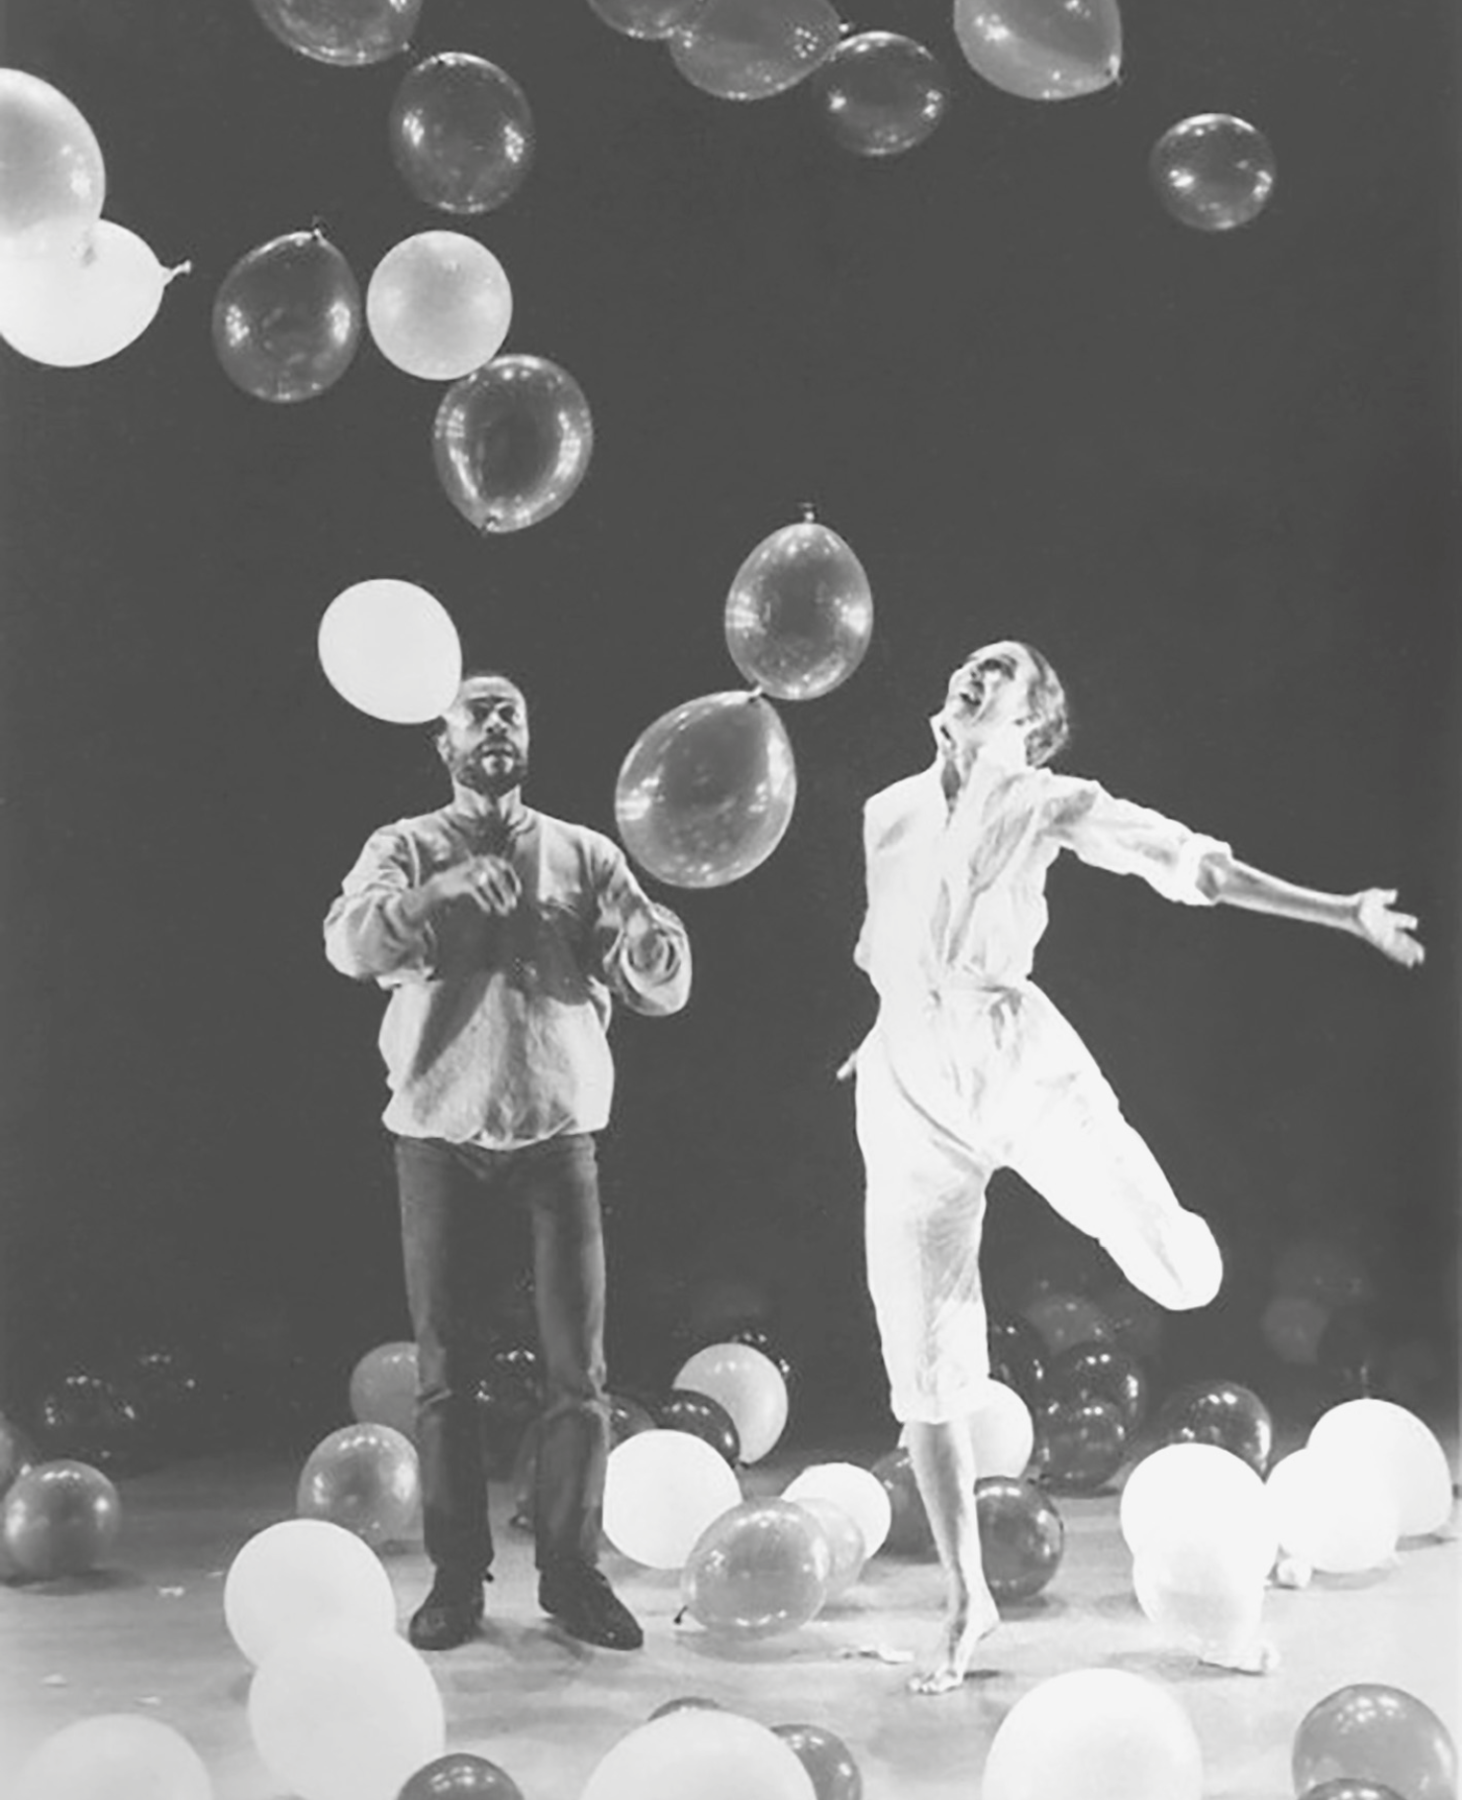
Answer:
xmin=812 ymin=32 xmax=949 ymax=159
xmin=725 ymin=1326 xmax=798 ymax=1397
xmin=1 ymin=1459 xmax=121 ymax=1579
xmin=1154 ymin=1379 xmax=1274 ymax=1476
xmin=869 ymin=1447 xmax=934 ymax=1557
xmin=772 ymin=1723 xmax=864 ymax=1800
xmin=648 ymin=1695 xmax=724 ymax=1718
xmin=1046 ymin=1342 xmax=1149 ymax=1432
xmin=1032 ymin=1394 xmax=1126 ymax=1492
xmin=586 ymin=0 xmax=708 ymax=37
xmin=1292 ymin=1685 xmax=1457 ymax=1800
xmin=33 ymin=1370 xmax=146 ymax=1471
xmin=974 ymin=1476 xmax=1064 ymax=1601
xmin=988 ymin=1313 xmax=1047 ymax=1407
xmin=608 ymin=1392 xmax=658 ymax=1447
xmin=433 ymin=354 xmax=594 ymax=533
xmin=250 ymin=0 xmax=422 ymax=66
xmin=670 ymin=0 xmax=843 ymax=102
xmin=475 ymin=1344 xmax=545 ymax=1473
xmin=655 ymin=1388 xmax=741 ymax=1465
xmin=213 ymin=229 xmax=361 ymax=403
xmin=398 ymin=1752 xmax=526 ymax=1800
xmin=390 ymin=54 xmax=535 ymax=215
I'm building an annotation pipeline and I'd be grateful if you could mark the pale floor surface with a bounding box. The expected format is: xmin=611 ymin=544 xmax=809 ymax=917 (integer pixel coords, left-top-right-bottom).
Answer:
xmin=0 ymin=1445 xmax=1457 ymax=1800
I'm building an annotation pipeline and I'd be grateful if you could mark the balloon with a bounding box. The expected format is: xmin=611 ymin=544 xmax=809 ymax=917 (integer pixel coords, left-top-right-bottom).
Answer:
xmin=1151 ymin=114 xmax=1276 ymax=233
xmin=615 ymin=692 xmax=797 ymax=889
xmin=474 ymin=1341 xmax=546 ymax=1467
xmin=1307 ymin=1399 xmax=1454 ymax=1538
xmin=1119 ymin=1443 xmax=1277 ymax=1578
xmin=975 ymin=1475 xmax=1064 ymax=1601
xmin=581 ymin=1709 xmax=816 ymax=1800
xmin=682 ymin=1497 xmax=831 ymax=1637
xmin=771 ymin=1724 xmax=863 ymax=1800
xmin=586 ymin=0 xmax=709 ymax=38
xmin=723 ymin=519 xmax=873 ymax=701
xmin=366 ymin=232 xmax=511 ymax=381
xmin=12 ymin=1714 xmax=211 ymax=1800
xmin=603 ymin=1429 xmax=742 ymax=1567
xmin=1264 ymin=1449 xmax=1399 ymax=1575
xmin=249 ymin=1628 xmax=445 ymax=1800
xmin=1263 ymin=1293 xmax=1331 ymax=1367
xmin=869 ymin=1447 xmax=934 ymax=1556
xmin=0 ymin=1411 xmax=37 ymax=1498
xmin=33 ymin=1370 xmax=145 ymax=1470
xmin=1293 ymin=1686 xmax=1457 ymax=1800
xmin=250 ymin=0 xmax=423 ymax=66
xmin=1092 ymin=1283 xmax=1165 ymax=1360
xmin=1032 ymin=1394 xmax=1126 ymax=1491
xmin=988 ymin=1312 xmax=1047 ymax=1405
xmin=648 ymin=1696 xmax=724 ymax=1718
xmin=433 ymin=354 xmax=594 ymax=532
xmin=317 ymin=579 xmax=462 ymax=725
xmin=1020 ymin=1290 xmax=1112 ymax=1357
xmin=0 ymin=70 xmax=105 ymax=260
xmin=782 ymin=1461 xmax=891 ymax=1558
xmin=795 ymin=1497 xmax=867 ymax=1599
xmin=223 ymin=1517 xmax=397 ymax=1666
xmin=812 ymin=32 xmax=950 ymax=159
xmin=389 ymin=54 xmax=534 ymax=215
xmin=1131 ymin=1533 xmax=1267 ymax=1660
xmin=969 ymin=1378 xmax=1035 ymax=1478
xmin=1 ymin=1459 xmax=121 ymax=1579
xmin=655 ymin=1389 xmax=741 ymax=1464
xmin=952 ymin=0 xmax=1122 ymax=102
xmin=0 ymin=222 xmax=185 ymax=366
xmin=670 ymin=0 xmax=843 ymax=102
xmin=398 ymin=1753 xmax=525 ymax=1800
xmin=296 ymin=1422 xmax=421 ymax=1548
xmin=1153 ymin=1379 xmax=1274 ymax=1475
xmin=213 ymin=229 xmax=361 ymax=403
xmin=983 ymin=1668 xmax=1203 ymax=1800
xmin=1303 ymin=1786 xmax=1408 ymax=1800
xmin=609 ymin=1391 xmax=658 ymax=1446
xmin=349 ymin=1341 xmax=418 ymax=1440
xmin=1046 ymin=1342 xmax=1149 ymax=1431
xmin=725 ymin=1325 xmax=798 ymax=1397
xmin=673 ymin=1342 xmax=789 ymax=1462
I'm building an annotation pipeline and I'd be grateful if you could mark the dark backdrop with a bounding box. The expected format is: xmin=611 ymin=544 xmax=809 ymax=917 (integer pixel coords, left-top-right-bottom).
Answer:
xmin=1 ymin=0 xmax=1457 ymax=1436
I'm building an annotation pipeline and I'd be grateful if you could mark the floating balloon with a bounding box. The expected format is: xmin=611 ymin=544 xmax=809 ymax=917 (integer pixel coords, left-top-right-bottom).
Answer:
xmin=782 ymin=1461 xmax=891 ymax=1558
xmin=969 ymin=1378 xmax=1035 ymax=1478
xmin=213 ymin=229 xmax=361 ymax=403
xmin=250 ymin=0 xmax=423 ymax=66
xmin=0 ymin=70 xmax=105 ymax=260
xmin=952 ymin=0 xmax=1122 ymax=102
xmin=367 ymin=232 xmax=511 ymax=380
xmin=674 ymin=1342 xmax=789 ymax=1462
xmin=223 ymin=1517 xmax=397 ymax=1666
xmin=0 ymin=221 xmax=184 ymax=366
xmin=1132 ymin=1533 xmax=1267 ymax=1661
xmin=682 ymin=1497 xmax=831 ymax=1638
xmin=984 ymin=1669 xmax=1203 ymax=1800
xmin=317 ymin=579 xmax=462 ymax=725
xmin=1151 ymin=114 xmax=1276 ymax=233
xmin=581 ymin=1709 xmax=816 ymax=1800
xmin=1 ymin=1459 xmax=121 ymax=1579
xmin=12 ymin=1714 xmax=212 ymax=1800
xmin=33 ymin=1371 xmax=145 ymax=1470
xmin=1293 ymin=1686 xmax=1457 ymax=1800
xmin=1263 ymin=1292 xmax=1331 ymax=1367
xmin=1033 ymin=1395 xmax=1126 ymax=1491
xmin=349 ymin=1341 xmax=418 ymax=1440
xmin=1119 ymin=1443 xmax=1277 ymax=1578
xmin=603 ymin=1429 xmax=742 ymax=1568
xmin=586 ymin=0 xmax=709 ymax=37
xmin=1020 ymin=1290 xmax=1112 ymax=1358
xmin=1264 ymin=1449 xmax=1399 ymax=1575
xmin=1046 ymin=1342 xmax=1149 ymax=1431
xmin=975 ymin=1476 xmax=1064 ymax=1601
xmin=796 ymin=1497 xmax=866 ymax=1599
xmin=390 ymin=54 xmax=534 ymax=215
xmin=988 ymin=1312 xmax=1048 ymax=1404
xmin=433 ymin=354 xmax=594 ymax=532
xmin=771 ymin=1724 xmax=863 ymax=1800
xmin=1307 ymin=1399 xmax=1454 ymax=1538
xmin=724 ymin=519 xmax=873 ymax=701
xmin=296 ymin=1422 xmax=421 ymax=1548
xmin=670 ymin=0 xmax=843 ymax=102
xmin=249 ymin=1627 xmax=445 ymax=1800
xmin=869 ymin=1447 xmax=934 ymax=1556
xmin=656 ymin=1389 xmax=741 ymax=1465
xmin=399 ymin=1756 xmax=525 ymax=1800
xmin=812 ymin=31 xmax=949 ymax=158
xmin=1154 ymin=1379 xmax=1274 ymax=1475
xmin=615 ymin=692 xmax=797 ymax=889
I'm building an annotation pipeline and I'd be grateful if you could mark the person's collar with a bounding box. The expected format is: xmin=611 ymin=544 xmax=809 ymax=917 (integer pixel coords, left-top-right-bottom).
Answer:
xmin=927 ymin=715 xmax=1031 ymax=794
xmin=445 ymin=791 xmax=533 ymax=841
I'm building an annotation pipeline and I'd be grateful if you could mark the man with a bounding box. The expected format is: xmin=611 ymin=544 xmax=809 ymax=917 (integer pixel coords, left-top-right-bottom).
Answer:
xmin=847 ymin=640 xmax=1423 ymax=1694
xmin=324 ymin=671 xmax=691 ymax=1653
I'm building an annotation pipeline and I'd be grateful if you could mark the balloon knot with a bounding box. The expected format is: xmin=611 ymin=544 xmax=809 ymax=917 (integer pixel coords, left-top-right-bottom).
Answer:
xmin=798 ymin=500 xmax=817 ymax=522
xmin=164 ymin=260 xmax=193 ymax=286
xmin=746 ymin=686 xmax=766 ymax=703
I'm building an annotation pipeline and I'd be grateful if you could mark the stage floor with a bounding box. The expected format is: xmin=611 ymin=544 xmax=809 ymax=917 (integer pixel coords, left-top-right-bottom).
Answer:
xmin=1 ymin=1441 xmax=1457 ymax=1799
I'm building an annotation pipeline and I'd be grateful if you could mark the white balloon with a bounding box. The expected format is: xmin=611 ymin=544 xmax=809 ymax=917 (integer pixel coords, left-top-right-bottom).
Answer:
xmin=14 ymin=1715 xmax=212 ymax=1800
xmin=969 ymin=1379 xmax=1035 ymax=1478
xmin=223 ymin=1517 xmax=398 ymax=1667
xmin=1307 ymin=1398 xmax=1454 ymax=1538
xmin=1264 ymin=1448 xmax=1399 ymax=1574
xmin=603 ymin=1429 xmax=742 ymax=1568
xmin=673 ymin=1342 xmax=789 ymax=1463
xmin=1118 ymin=1443 xmax=1277 ymax=1578
xmin=367 ymin=231 xmax=512 ymax=380
xmin=582 ymin=1708 xmax=816 ymax=1800
xmin=1131 ymin=1535 xmax=1267 ymax=1656
xmin=983 ymin=1669 xmax=1203 ymax=1800
xmin=0 ymin=221 xmax=183 ymax=366
xmin=317 ymin=579 xmax=462 ymax=724
xmin=783 ymin=1461 xmax=892 ymax=1558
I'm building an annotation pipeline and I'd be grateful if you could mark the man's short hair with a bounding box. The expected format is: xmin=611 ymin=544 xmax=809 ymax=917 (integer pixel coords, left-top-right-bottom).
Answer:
xmin=430 ymin=668 xmax=526 ymax=743
xmin=1019 ymin=642 xmax=1070 ymax=766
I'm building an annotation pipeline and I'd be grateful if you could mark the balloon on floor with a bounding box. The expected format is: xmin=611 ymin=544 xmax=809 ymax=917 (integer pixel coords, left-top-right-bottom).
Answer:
xmin=580 ymin=1707 xmax=817 ymax=1800
xmin=1292 ymin=1685 xmax=1457 ymax=1800
xmin=771 ymin=1723 xmax=864 ymax=1800
xmin=681 ymin=1497 xmax=831 ymax=1638
xmin=223 ymin=1517 xmax=397 ymax=1666
xmin=1264 ymin=1448 xmax=1400 ymax=1575
xmin=12 ymin=1713 xmax=213 ymax=1800
xmin=782 ymin=1461 xmax=891 ymax=1559
xmin=296 ymin=1422 xmax=421 ymax=1548
xmin=1 ymin=1459 xmax=121 ymax=1579
xmin=603 ymin=1428 xmax=742 ymax=1568
xmin=982 ymin=1668 xmax=1203 ymax=1800
xmin=1119 ymin=1442 xmax=1278 ymax=1581
xmin=1306 ymin=1399 xmax=1454 ymax=1538
xmin=349 ymin=1341 xmax=419 ymax=1441
xmin=975 ymin=1476 xmax=1064 ymax=1601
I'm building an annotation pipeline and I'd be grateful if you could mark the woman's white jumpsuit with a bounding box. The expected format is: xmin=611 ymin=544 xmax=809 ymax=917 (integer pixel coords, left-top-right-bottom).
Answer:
xmin=853 ymin=748 xmax=1228 ymax=1424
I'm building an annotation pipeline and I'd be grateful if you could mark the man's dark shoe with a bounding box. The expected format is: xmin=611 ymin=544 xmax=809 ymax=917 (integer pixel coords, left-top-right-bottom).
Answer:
xmin=538 ymin=1559 xmax=643 ymax=1650
xmin=407 ymin=1571 xmax=485 ymax=1651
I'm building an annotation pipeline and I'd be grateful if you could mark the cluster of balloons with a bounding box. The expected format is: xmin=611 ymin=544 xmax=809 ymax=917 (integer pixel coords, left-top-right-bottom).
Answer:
xmin=615 ymin=512 xmax=872 ymax=888
xmin=0 ymin=71 xmax=187 ymax=367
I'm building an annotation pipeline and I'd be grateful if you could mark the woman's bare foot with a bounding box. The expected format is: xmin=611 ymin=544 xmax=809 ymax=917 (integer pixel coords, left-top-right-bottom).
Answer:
xmin=1197 ymin=1636 xmax=1279 ymax=1675
xmin=907 ymin=1589 xmax=1000 ymax=1695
